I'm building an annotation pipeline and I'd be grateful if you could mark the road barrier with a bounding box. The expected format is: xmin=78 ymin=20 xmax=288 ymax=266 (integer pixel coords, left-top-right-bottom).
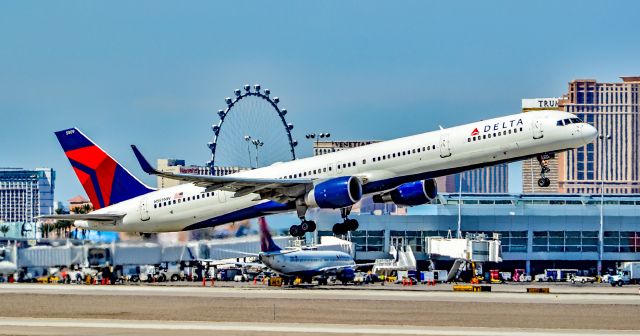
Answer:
xmin=527 ymin=287 xmax=550 ymax=294
xmin=452 ymin=285 xmax=492 ymax=292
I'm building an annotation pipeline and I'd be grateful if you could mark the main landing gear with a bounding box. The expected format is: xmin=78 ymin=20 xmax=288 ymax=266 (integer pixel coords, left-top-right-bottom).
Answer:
xmin=332 ymin=207 xmax=359 ymax=235
xmin=289 ymin=219 xmax=317 ymax=237
xmin=289 ymin=201 xmax=316 ymax=237
xmin=536 ymin=153 xmax=554 ymax=188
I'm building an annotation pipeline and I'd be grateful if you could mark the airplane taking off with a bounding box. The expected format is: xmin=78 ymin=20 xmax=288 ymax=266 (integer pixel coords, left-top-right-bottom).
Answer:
xmin=42 ymin=111 xmax=597 ymax=236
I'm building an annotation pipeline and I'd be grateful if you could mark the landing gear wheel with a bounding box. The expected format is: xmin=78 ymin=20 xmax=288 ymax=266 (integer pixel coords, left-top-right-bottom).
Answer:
xmin=332 ymin=223 xmax=347 ymax=235
xmin=301 ymin=220 xmax=316 ymax=233
xmin=537 ymin=177 xmax=550 ymax=188
xmin=536 ymin=153 xmax=554 ymax=188
xmin=344 ymin=219 xmax=359 ymax=231
xmin=289 ymin=225 xmax=303 ymax=237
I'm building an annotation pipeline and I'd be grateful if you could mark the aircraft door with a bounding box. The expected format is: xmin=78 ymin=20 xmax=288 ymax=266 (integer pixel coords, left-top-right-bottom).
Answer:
xmin=532 ymin=120 xmax=544 ymax=139
xmin=439 ymin=134 xmax=451 ymax=158
xmin=217 ymin=191 xmax=227 ymax=203
xmin=391 ymin=236 xmax=405 ymax=249
xmin=139 ymin=198 xmax=150 ymax=221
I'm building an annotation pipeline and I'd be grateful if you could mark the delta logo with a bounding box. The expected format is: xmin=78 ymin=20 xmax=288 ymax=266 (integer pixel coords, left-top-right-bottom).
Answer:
xmin=471 ymin=128 xmax=479 ymax=136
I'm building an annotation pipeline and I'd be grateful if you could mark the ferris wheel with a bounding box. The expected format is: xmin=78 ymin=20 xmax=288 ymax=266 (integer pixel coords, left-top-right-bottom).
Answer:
xmin=207 ymin=84 xmax=298 ymax=170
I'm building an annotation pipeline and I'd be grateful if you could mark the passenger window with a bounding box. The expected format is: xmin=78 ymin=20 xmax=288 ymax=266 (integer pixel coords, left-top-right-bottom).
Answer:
xmin=514 ymin=129 xmax=517 ymax=133
xmin=173 ymin=200 xmax=176 ymax=204
xmin=519 ymin=127 xmax=523 ymax=131
xmin=468 ymin=138 xmax=471 ymax=142
xmin=323 ymin=168 xmax=326 ymax=172
xmin=483 ymin=135 xmax=487 ymax=139
xmin=488 ymin=134 xmax=492 ymax=138
xmin=363 ymin=159 xmax=366 ymax=164
xmin=313 ymin=170 xmax=317 ymax=174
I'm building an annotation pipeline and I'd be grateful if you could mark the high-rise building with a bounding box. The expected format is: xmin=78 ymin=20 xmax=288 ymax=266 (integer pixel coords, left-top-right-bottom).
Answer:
xmin=0 ymin=167 xmax=55 ymax=227
xmin=521 ymin=98 xmax=563 ymax=193
xmin=156 ymin=159 xmax=247 ymax=189
xmin=313 ymin=140 xmax=379 ymax=156
xmin=560 ymin=76 xmax=640 ymax=194
xmin=446 ymin=165 xmax=509 ymax=194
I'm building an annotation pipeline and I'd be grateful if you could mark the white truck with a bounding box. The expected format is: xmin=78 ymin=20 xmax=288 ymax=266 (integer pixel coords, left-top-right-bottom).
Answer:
xmin=609 ymin=262 xmax=640 ymax=286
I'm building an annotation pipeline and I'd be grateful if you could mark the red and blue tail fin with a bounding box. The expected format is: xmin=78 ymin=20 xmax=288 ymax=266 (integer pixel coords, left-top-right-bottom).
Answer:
xmin=54 ymin=128 xmax=155 ymax=210
xmin=259 ymin=217 xmax=281 ymax=253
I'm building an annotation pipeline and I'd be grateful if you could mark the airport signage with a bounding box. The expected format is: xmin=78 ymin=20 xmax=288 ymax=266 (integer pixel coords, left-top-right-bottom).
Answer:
xmin=522 ymin=98 xmax=560 ymax=109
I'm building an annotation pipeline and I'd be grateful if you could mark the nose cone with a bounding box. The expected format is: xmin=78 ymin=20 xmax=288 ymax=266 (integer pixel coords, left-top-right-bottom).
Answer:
xmin=583 ymin=124 xmax=598 ymax=141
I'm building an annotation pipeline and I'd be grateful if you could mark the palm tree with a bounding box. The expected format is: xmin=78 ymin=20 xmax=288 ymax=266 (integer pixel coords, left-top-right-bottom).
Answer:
xmin=54 ymin=208 xmax=73 ymax=239
xmin=0 ymin=224 xmax=9 ymax=237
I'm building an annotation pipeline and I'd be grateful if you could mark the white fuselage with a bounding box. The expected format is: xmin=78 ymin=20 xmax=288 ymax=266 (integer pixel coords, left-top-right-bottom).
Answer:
xmin=76 ymin=111 xmax=596 ymax=232
xmin=260 ymin=249 xmax=355 ymax=277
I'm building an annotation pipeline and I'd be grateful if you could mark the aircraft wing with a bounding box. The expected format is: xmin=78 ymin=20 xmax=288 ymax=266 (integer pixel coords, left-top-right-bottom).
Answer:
xmin=318 ymin=263 xmax=374 ymax=273
xmin=131 ymin=145 xmax=313 ymax=202
xmin=37 ymin=213 xmax=126 ymax=222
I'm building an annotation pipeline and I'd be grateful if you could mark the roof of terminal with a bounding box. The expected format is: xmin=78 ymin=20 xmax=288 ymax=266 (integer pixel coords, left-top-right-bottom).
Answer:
xmin=436 ymin=193 xmax=640 ymax=206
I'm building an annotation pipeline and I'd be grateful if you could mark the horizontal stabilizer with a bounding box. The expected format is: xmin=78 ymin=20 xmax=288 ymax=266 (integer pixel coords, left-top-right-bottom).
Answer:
xmin=38 ymin=213 xmax=126 ymax=222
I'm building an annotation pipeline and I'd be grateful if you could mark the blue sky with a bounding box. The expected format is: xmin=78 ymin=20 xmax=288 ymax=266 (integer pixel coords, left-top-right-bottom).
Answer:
xmin=1 ymin=1 xmax=638 ymax=203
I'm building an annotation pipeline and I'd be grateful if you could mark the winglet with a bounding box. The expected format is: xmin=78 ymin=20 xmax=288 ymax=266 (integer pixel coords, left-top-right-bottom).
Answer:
xmin=131 ymin=145 xmax=160 ymax=175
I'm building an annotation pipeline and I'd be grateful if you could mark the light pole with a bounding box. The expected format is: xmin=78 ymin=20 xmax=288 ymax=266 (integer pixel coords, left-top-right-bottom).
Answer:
xmin=251 ymin=138 xmax=264 ymax=168
xmin=244 ymin=135 xmax=253 ymax=168
xmin=305 ymin=132 xmax=331 ymax=156
xmin=457 ymin=174 xmax=463 ymax=239
xmin=597 ymin=133 xmax=611 ymax=276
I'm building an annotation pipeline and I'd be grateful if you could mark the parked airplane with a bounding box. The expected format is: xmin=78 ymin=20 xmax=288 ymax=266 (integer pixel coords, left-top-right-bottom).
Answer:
xmin=42 ymin=111 xmax=597 ymax=236
xmin=229 ymin=217 xmax=362 ymax=284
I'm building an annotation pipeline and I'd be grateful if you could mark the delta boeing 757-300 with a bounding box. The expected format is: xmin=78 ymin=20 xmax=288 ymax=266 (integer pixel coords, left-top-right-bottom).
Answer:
xmin=41 ymin=110 xmax=597 ymax=236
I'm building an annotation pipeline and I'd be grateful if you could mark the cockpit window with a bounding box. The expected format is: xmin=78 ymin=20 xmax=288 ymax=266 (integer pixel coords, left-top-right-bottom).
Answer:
xmin=557 ymin=117 xmax=584 ymax=126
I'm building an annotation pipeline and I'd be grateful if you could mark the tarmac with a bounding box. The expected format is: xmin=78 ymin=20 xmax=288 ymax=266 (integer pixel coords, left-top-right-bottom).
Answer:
xmin=1 ymin=283 xmax=639 ymax=335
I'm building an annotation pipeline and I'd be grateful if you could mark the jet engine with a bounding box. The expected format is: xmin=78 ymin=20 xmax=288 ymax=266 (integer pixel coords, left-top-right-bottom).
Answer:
xmin=305 ymin=176 xmax=363 ymax=209
xmin=372 ymin=179 xmax=437 ymax=206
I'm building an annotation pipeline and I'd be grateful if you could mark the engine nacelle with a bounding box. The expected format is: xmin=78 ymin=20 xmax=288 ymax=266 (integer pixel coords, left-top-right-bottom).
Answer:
xmin=372 ymin=179 xmax=437 ymax=206
xmin=305 ymin=176 xmax=363 ymax=209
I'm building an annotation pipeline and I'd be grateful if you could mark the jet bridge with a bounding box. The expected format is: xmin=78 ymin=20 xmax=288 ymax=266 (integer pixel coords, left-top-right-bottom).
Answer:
xmin=372 ymin=244 xmax=417 ymax=274
xmin=426 ymin=233 xmax=502 ymax=281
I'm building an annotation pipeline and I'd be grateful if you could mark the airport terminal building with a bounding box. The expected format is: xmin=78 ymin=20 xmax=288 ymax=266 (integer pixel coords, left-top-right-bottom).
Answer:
xmin=312 ymin=193 xmax=640 ymax=275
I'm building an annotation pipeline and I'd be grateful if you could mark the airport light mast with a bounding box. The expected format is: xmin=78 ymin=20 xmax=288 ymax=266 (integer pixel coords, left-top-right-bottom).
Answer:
xmin=598 ymin=133 xmax=612 ymax=276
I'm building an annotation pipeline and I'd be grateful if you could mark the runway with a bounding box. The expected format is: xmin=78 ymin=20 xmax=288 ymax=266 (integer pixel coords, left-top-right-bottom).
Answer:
xmin=1 ymin=284 xmax=639 ymax=335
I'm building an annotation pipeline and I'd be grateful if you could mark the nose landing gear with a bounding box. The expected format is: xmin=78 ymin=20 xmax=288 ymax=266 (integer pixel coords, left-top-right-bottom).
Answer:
xmin=536 ymin=153 xmax=553 ymax=188
xmin=332 ymin=207 xmax=359 ymax=235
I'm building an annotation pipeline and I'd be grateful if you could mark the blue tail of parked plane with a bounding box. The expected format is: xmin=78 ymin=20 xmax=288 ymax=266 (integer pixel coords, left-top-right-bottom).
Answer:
xmin=259 ymin=217 xmax=281 ymax=253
